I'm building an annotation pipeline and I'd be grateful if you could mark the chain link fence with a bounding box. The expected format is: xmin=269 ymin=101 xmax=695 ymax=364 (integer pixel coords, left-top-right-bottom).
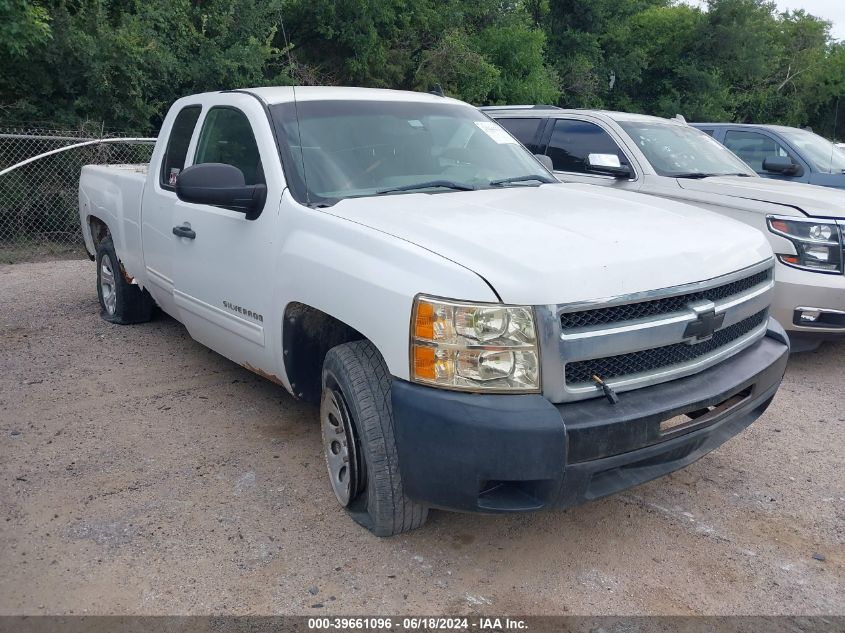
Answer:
xmin=0 ymin=125 xmax=156 ymax=263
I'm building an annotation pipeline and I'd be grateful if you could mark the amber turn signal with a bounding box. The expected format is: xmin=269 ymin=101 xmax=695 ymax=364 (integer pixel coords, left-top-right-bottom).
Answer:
xmin=414 ymin=301 xmax=435 ymax=340
xmin=413 ymin=345 xmax=436 ymax=381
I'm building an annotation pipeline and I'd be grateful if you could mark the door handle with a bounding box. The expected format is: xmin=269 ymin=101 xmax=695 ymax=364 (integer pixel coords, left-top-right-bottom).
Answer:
xmin=172 ymin=225 xmax=196 ymax=239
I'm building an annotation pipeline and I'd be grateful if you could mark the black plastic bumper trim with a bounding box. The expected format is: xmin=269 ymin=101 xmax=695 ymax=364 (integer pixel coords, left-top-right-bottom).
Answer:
xmin=391 ymin=320 xmax=789 ymax=513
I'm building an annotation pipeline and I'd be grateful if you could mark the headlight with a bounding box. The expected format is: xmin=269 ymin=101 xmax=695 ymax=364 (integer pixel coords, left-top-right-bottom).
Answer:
xmin=410 ymin=295 xmax=540 ymax=392
xmin=767 ymin=216 xmax=843 ymax=274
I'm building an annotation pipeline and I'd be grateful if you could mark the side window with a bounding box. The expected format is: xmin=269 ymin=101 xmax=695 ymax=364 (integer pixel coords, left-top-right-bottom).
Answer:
xmin=698 ymin=128 xmax=716 ymax=137
xmin=723 ymin=130 xmax=789 ymax=172
xmin=545 ymin=119 xmax=629 ymax=174
xmin=194 ymin=107 xmax=264 ymax=185
xmin=496 ymin=118 xmax=542 ymax=153
xmin=160 ymin=105 xmax=201 ymax=189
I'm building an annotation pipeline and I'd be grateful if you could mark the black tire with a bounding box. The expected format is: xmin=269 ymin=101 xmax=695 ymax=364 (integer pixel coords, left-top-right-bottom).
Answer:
xmin=321 ymin=340 xmax=428 ymax=536
xmin=95 ymin=236 xmax=155 ymax=324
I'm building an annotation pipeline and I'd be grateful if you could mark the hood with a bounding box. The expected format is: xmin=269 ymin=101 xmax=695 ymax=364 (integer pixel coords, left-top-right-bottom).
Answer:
xmin=677 ymin=176 xmax=845 ymax=219
xmin=323 ymin=184 xmax=771 ymax=305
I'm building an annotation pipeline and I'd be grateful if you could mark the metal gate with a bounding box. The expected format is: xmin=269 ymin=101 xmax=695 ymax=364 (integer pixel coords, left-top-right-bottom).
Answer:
xmin=0 ymin=127 xmax=155 ymax=262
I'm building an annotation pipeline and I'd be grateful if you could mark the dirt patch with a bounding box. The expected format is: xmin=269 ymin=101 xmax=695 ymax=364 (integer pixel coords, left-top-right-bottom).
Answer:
xmin=0 ymin=242 xmax=88 ymax=264
xmin=1 ymin=260 xmax=843 ymax=616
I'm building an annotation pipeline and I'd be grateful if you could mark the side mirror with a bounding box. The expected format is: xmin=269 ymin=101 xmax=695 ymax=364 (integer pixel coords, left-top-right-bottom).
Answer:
xmin=534 ymin=154 xmax=554 ymax=172
xmin=586 ymin=153 xmax=633 ymax=179
xmin=176 ymin=163 xmax=267 ymax=220
xmin=762 ymin=156 xmax=803 ymax=177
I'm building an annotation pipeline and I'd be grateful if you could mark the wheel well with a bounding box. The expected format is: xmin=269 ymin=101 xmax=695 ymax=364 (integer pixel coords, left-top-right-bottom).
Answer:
xmin=282 ymin=303 xmax=366 ymax=403
xmin=89 ymin=216 xmax=110 ymax=249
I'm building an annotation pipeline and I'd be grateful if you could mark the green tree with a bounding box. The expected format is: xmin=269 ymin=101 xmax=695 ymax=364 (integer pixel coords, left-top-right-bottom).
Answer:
xmin=0 ymin=0 xmax=843 ymax=136
xmin=1 ymin=0 xmax=286 ymax=130
xmin=413 ymin=30 xmax=500 ymax=103
xmin=0 ymin=0 xmax=51 ymax=58
xmin=599 ymin=4 xmax=732 ymax=120
xmin=474 ymin=22 xmax=559 ymax=104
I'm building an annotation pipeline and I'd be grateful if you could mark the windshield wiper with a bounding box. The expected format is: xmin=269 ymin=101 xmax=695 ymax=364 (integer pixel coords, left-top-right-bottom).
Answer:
xmin=489 ymin=174 xmax=556 ymax=186
xmin=674 ymin=172 xmax=752 ymax=179
xmin=673 ymin=172 xmax=719 ymax=179
xmin=376 ymin=180 xmax=477 ymax=195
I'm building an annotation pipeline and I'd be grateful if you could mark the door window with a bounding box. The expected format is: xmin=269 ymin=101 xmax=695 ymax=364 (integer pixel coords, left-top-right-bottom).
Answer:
xmin=723 ymin=130 xmax=790 ymax=172
xmin=160 ymin=105 xmax=201 ymax=189
xmin=546 ymin=119 xmax=630 ymax=174
xmin=496 ymin=118 xmax=543 ymax=153
xmin=194 ymin=107 xmax=264 ymax=185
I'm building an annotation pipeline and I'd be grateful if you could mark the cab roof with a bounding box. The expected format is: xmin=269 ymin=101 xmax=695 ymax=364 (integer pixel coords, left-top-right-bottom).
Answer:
xmin=237 ymin=86 xmax=465 ymax=106
xmin=691 ymin=122 xmax=808 ymax=134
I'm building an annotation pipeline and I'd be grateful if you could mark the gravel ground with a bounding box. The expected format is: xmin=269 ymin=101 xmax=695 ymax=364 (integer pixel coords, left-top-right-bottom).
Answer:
xmin=0 ymin=260 xmax=842 ymax=616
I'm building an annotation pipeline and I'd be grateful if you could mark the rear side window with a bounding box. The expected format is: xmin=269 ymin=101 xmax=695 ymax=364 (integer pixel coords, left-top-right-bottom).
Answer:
xmin=160 ymin=105 xmax=201 ymax=189
xmin=698 ymin=128 xmax=716 ymax=137
xmin=194 ymin=107 xmax=264 ymax=185
xmin=723 ymin=130 xmax=790 ymax=171
xmin=546 ymin=119 xmax=629 ymax=174
xmin=496 ymin=118 xmax=542 ymax=152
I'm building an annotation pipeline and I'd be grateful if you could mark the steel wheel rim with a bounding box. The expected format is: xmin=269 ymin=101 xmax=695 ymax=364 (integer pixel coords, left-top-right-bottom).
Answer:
xmin=320 ymin=387 xmax=358 ymax=507
xmin=100 ymin=255 xmax=117 ymax=315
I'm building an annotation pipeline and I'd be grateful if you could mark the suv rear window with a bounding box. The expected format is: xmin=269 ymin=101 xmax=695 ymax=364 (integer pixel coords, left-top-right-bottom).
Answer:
xmin=496 ymin=118 xmax=542 ymax=152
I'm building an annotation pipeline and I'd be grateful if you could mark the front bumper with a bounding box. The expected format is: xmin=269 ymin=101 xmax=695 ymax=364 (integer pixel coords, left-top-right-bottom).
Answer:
xmin=770 ymin=260 xmax=845 ymax=345
xmin=392 ymin=319 xmax=789 ymax=513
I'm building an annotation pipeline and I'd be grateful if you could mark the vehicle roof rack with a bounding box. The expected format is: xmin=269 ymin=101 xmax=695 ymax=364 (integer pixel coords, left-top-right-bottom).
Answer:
xmin=479 ymin=105 xmax=562 ymax=110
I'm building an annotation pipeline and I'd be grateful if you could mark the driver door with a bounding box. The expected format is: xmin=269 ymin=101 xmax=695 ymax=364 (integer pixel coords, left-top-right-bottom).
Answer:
xmin=722 ymin=129 xmax=809 ymax=183
xmin=171 ymin=95 xmax=281 ymax=375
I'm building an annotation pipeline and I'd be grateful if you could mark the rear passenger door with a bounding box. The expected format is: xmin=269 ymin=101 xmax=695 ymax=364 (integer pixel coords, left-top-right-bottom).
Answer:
xmin=540 ymin=118 xmax=641 ymax=191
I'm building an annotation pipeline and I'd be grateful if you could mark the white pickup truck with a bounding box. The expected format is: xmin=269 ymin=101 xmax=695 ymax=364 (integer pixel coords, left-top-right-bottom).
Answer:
xmin=79 ymin=87 xmax=789 ymax=536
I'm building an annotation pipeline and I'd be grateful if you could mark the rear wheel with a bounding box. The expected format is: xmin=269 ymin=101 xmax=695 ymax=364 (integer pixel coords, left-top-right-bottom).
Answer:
xmin=320 ymin=340 xmax=428 ymax=536
xmin=96 ymin=236 xmax=155 ymax=324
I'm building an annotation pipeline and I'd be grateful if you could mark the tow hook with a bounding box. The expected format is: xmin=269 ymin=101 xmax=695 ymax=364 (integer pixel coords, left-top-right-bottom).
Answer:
xmin=592 ymin=374 xmax=619 ymax=405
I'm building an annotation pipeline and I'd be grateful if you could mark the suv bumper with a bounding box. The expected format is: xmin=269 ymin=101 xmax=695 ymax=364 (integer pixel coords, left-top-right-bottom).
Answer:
xmin=392 ymin=318 xmax=789 ymax=513
xmin=770 ymin=260 xmax=845 ymax=349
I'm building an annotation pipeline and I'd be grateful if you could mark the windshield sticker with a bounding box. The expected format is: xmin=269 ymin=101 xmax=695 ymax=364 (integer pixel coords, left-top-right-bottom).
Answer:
xmin=474 ymin=121 xmax=517 ymax=144
xmin=408 ymin=119 xmax=424 ymax=128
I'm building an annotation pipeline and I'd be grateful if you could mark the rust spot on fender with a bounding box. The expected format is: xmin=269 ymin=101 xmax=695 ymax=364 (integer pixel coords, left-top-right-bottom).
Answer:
xmin=119 ymin=261 xmax=134 ymax=284
xmin=242 ymin=362 xmax=284 ymax=386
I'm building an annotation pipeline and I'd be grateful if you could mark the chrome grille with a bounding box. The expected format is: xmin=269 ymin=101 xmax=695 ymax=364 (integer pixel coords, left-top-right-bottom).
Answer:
xmin=546 ymin=259 xmax=775 ymax=403
xmin=560 ymin=269 xmax=771 ymax=330
xmin=565 ymin=309 xmax=767 ymax=385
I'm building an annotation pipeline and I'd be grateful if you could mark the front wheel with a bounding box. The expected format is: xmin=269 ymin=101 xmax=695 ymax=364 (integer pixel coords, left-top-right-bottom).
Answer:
xmin=320 ymin=340 xmax=428 ymax=536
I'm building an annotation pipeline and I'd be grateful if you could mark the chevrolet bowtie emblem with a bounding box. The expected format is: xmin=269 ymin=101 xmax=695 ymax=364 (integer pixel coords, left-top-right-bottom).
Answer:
xmin=683 ymin=301 xmax=725 ymax=343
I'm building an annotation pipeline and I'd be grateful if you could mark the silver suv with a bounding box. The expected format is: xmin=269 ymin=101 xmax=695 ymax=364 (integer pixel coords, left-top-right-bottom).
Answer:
xmin=483 ymin=106 xmax=845 ymax=350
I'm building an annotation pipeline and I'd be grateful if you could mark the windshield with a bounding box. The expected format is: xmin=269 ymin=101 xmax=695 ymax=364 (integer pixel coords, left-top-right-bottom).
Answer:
xmin=270 ymin=100 xmax=553 ymax=204
xmin=617 ymin=120 xmax=756 ymax=178
xmin=778 ymin=128 xmax=845 ymax=174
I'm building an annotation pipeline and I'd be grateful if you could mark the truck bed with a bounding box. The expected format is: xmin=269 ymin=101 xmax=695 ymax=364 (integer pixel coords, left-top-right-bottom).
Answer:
xmin=78 ymin=163 xmax=149 ymax=281
xmin=100 ymin=163 xmax=149 ymax=174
